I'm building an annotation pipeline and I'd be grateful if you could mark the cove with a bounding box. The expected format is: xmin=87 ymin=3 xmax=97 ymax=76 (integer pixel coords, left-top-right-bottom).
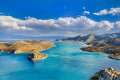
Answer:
xmin=0 ymin=42 xmax=120 ymax=80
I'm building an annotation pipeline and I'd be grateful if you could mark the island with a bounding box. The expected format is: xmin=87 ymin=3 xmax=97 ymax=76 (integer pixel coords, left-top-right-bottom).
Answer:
xmin=56 ymin=33 xmax=120 ymax=60
xmin=90 ymin=68 xmax=120 ymax=80
xmin=0 ymin=40 xmax=55 ymax=61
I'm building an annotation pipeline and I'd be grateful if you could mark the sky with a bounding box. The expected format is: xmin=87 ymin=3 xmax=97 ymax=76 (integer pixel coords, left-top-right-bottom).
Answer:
xmin=0 ymin=0 xmax=120 ymax=39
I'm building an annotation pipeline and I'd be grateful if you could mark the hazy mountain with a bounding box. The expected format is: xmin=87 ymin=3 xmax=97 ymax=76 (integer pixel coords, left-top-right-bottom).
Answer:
xmin=0 ymin=34 xmax=66 ymax=42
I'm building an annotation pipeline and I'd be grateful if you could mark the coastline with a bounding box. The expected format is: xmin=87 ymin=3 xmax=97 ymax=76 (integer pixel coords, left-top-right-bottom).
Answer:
xmin=56 ymin=41 xmax=120 ymax=60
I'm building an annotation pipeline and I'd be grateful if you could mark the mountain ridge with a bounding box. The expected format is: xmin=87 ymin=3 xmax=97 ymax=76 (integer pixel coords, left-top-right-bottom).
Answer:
xmin=56 ymin=33 xmax=120 ymax=43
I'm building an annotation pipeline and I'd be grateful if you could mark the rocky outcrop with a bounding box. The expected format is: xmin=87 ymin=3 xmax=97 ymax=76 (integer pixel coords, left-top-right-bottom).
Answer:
xmin=90 ymin=68 xmax=120 ymax=80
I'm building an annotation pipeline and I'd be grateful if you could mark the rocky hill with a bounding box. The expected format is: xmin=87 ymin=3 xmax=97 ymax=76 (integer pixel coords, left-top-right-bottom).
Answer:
xmin=90 ymin=68 xmax=120 ymax=80
xmin=56 ymin=33 xmax=120 ymax=43
xmin=0 ymin=40 xmax=55 ymax=61
xmin=56 ymin=33 xmax=98 ymax=43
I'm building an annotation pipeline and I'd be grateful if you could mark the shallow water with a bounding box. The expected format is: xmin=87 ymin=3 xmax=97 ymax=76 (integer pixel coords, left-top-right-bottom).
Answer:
xmin=0 ymin=42 xmax=120 ymax=80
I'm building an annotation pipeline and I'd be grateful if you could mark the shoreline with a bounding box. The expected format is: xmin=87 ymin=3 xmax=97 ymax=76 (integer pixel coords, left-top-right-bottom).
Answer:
xmin=56 ymin=41 xmax=120 ymax=60
xmin=80 ymin=47 xmax=120 ymax=60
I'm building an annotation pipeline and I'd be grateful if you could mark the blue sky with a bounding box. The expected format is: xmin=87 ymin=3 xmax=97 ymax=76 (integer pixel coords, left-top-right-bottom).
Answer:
xmin=0 ymin=0 xmax=120 ymax=39
xmin=1 ymin=0 xmax=120 ymax=21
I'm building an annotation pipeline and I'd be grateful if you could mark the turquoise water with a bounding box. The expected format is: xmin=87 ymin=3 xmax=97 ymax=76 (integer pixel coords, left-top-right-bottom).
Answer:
xmin=0 ymin=42 xmax=120 ymax=80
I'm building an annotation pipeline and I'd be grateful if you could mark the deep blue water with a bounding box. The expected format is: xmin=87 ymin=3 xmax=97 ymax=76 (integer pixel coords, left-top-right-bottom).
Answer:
xmin=0 ymin=42 xmax=120 ymax=80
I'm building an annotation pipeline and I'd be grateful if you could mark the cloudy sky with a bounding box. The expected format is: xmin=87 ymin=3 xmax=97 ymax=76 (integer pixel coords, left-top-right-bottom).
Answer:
xmin=0 ymin=0 xmax=120 ymax=38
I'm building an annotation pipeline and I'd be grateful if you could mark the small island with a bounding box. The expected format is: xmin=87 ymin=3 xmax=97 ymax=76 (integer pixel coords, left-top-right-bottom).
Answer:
xmin=0 ymin=40 xmax=55 ymax=62
xmin=90 ymin=68 xmax=120 ymax=80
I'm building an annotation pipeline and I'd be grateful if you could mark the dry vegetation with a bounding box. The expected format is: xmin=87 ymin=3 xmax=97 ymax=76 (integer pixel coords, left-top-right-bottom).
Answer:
xmin=0 ymin=40 xmax=55 ymax=54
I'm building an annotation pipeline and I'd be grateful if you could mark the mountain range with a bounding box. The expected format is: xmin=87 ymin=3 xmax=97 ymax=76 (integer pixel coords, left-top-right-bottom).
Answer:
xmin=56 ymin=33 xmax=120 ymax=44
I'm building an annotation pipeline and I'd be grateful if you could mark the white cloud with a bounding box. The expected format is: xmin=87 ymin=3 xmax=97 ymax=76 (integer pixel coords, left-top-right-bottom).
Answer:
xmin=0 ymin=16 xmax=32 ymax=30
xmin=93 ymin=7 xmax=120 ymax=16
xmin=83 ymin=7 xmax=85 ymax=9
xmin=83 ymin=11 xmax=90 ymax=15
xmin=0 ymin=15 xmax=120 ymax=36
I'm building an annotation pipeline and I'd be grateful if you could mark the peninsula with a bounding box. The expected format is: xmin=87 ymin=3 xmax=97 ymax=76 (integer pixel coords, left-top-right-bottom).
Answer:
xmin=0 ymin=40 xmax=55 ymax=61
xmin=56 ymin=33 xmax=120 ymax=60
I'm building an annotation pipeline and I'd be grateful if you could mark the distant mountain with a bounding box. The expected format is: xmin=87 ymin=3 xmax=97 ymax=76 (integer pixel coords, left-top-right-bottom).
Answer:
xmin=0 ymin=34 xmax=66 ymax=42
xmin=56 ymin=33 xmax=96 ymax=43
xmin=56 ymin=33 xmax=120 ymax=43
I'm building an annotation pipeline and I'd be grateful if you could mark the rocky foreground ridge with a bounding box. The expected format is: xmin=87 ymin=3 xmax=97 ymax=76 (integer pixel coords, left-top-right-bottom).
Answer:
xmin=0 ymin=40 xmax=55 ymax=61
xmin=90 ymin=68 xmax=120 ymax=80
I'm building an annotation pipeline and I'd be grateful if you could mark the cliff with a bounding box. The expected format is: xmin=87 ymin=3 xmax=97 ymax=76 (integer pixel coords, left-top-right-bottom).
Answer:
xmin=0 ymin=40 xmax=55 ymax=61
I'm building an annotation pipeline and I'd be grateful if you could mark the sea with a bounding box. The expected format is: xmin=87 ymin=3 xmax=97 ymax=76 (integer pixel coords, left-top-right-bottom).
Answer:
xmin=0 ymin=42 xmax=120 ymax=80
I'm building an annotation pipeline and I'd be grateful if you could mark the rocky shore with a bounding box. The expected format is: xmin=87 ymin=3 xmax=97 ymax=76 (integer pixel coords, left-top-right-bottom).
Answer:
xmin=80 ymin=46 xmax=120 ymax=60
xmin=90 ymin=68 xmax=120 ymax=80
xmin=0 ymin=40 xmax=55 ymax=62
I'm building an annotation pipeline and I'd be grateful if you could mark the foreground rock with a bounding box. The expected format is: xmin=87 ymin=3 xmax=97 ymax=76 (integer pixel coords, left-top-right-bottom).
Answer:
xmin=0 ymin=40 xmax=55 ymax=61
xmin=90 ymin=68 xmax=120 ymax=80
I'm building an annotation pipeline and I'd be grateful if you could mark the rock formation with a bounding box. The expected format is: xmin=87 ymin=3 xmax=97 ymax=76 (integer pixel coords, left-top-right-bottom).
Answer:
xmin=90 ymin=68 xmax=120 ymax=80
